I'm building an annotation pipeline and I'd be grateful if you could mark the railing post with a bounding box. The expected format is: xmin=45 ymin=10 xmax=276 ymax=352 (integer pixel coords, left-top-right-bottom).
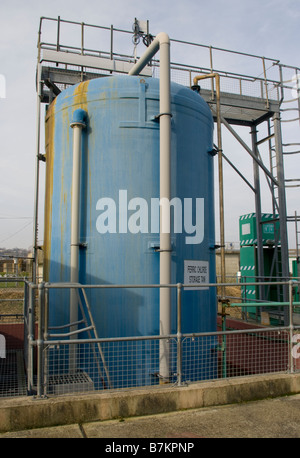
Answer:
xmin=37 ymin=282 xmax=45 ymax=397
xmin=262 ymin=57 xmax=269 ymax=109
xmin=110 ymin=24 xmax=113 ymax=60
xmin=176 ymin=283 xmax=183 ymax=386
xmin=289 ymin=280 xmax=295 ymax=373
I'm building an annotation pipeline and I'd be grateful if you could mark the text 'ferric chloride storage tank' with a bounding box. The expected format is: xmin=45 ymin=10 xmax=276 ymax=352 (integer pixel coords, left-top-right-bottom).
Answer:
xmin=44 ymin=69 xmax=217 ymax=388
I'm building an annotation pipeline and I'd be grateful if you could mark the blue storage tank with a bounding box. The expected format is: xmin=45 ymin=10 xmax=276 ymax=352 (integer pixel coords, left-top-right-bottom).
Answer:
xmin=44 ymin=75 xmax=217 ymax=388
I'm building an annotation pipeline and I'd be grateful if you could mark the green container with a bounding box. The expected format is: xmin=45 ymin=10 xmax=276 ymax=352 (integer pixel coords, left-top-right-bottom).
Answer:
xmin=239 ymin=212 xmax=283 ymax=322
xmin=240 ymin=245 xmax=257 ymax=316
xmin=239 ymin=213 xmax=280 ymax=247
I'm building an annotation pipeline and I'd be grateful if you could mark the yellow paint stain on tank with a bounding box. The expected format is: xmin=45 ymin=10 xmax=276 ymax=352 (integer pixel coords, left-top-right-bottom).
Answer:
xmin=73 ymin=80 xmax=90 ymax=111
xmin=73 ymin=80 xmax=91 ymax=233
xmin=43 ymin=98 xmax=57 ymax=281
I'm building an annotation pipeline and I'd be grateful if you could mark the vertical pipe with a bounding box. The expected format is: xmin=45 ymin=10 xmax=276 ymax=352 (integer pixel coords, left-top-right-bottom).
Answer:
xmin=192 ymin=74 xmax=225 ymax=300
xmin=158 ymin=34 xmax=171 ymax=383
xmin=193 ymin=73 xmax=226 ymax=377
xmin=69 ymin=109 xmax=87 ymax=373
xmin=129 ymin=32 xmax=172 ymax=383
xmin=214 ymin=75 xmax=226 ymax=297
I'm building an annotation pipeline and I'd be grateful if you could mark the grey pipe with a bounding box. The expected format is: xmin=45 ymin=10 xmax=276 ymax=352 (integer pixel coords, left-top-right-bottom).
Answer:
xmin=129 ymin=32 xmax=172 ymax=382
xmin=69 ymin=108 xmax=87 ymax=372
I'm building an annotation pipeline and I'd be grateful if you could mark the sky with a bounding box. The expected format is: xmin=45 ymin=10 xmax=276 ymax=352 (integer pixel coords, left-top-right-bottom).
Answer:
xmin=0 ymin=0 xmax=300 ymax=251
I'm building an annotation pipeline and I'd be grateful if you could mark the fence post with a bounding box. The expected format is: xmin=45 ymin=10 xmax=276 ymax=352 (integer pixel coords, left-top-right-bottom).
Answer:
xmin=37 ymin=282 xmax=45 ymax=397
xmin=176 ymin=283 xmax=183 ymax=386
xmin=27 ymin=283 xmax=35 ymax=394
xmin=289 ymin=280 xmax=295 ymax=373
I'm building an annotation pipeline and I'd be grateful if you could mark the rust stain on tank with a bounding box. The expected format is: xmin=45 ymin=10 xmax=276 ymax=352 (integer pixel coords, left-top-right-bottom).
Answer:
xmin=73 ymin=80 xmax=90 ymax=110
xmin=44 ymin=80 xmax=92 ymax=281
xmin=43 ymin=98 xmax=57 ymax=281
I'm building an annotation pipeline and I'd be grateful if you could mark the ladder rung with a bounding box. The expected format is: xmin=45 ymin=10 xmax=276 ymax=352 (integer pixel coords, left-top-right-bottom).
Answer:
xmin=283 ymin=151 xmax=300 ymax=155
xmin=282 ymin=98 xmax=299 ymax=103
xmin=283 ymin=143 xmax=300 ymax=146
xmin=281 ymin=118 xmax=300 ymax=123
xmin=281 ymin=107 xmax=299 ymax=112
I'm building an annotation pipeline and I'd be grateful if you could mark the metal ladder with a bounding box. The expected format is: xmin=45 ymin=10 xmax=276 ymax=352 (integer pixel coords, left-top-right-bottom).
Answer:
xmin=47 ymin=287 xmax=112 ymax=391
xmin=280 ymin=66 xmax=300 ymax=271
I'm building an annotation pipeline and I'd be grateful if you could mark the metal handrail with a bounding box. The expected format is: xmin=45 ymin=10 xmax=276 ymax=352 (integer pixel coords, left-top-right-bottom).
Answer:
xmin=37 ymin=15 xmax=300 ymax=103
xmin=25 ymin=278 xmax=300 ymax=396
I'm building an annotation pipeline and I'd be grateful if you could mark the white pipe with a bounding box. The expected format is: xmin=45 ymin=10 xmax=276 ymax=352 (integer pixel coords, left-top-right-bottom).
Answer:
xmin=129 ymin=33 xmax=171 ymax=382
xmin=69 ymin=108 xmax=86 ymax=372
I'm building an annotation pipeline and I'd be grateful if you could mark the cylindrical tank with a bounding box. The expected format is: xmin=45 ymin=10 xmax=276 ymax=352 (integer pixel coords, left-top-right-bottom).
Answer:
xmin=44 ymin=75 xmax=217 ymax=388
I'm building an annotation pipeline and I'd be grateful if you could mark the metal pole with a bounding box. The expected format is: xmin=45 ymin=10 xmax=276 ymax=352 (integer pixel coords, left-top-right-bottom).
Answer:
xmin=192 ymin=74 xmax=225 ymax=290
xmin=289 ymin=280 xmax=294 ymax=373
xmin=251 ymin=125 xmax=264 ymax=305
xmin=193 ymin=73 xmax=227 ymax=377
xmin=37 ymin=282 xmax=45 ymax=397
xmin=32 ymin=60 xmax=42 ymax=284
xmin=218 ymin=113 xmax=278 ymax=186
xmin=56 ymin=16 xmax=60 ymax=52
xmin=27 ymin=283 xmax=35 ymax=394
xmin=192 ymin=74 xmax=226 ymax=337
xmin=262 ymin=57 xmax=269 ymax=109
xmin=110 ymin=25 xmax=113 ymax=61
xmin=176 ymin=283 xmax=182 ymax=386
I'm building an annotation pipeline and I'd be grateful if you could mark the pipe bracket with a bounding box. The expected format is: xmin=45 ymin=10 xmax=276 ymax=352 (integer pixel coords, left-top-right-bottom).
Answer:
xmin=154 ymin=112 xmax=173 ymax=121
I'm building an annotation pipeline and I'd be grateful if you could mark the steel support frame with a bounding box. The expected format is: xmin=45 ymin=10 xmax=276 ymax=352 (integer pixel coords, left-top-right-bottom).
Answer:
xmin=219 ymin=108 xmax=289 ymax=324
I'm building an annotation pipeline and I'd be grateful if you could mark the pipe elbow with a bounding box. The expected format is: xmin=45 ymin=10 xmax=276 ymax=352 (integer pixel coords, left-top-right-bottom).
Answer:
xmin=155 ymin=32 xmax=170 ymax=46
xmin=70 ymin=108 xmax=87 ymax=128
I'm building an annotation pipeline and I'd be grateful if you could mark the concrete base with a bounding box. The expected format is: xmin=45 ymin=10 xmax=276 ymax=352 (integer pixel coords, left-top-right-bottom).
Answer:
xmin=1 ymin=373 xmax=300 ymax=433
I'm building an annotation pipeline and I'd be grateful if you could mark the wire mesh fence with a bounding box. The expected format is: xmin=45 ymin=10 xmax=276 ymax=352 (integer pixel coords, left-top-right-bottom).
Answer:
xmin=0 ymin=313 xmax=25 ymax=396
xmin=37 ymin=326 xmax=299 ymax=397
xmin=1 ymin=280 xmax=300 ymax=398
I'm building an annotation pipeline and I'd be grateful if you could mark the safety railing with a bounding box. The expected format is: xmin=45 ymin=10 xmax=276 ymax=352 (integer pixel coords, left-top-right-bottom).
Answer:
xmin=37 ymin=16 xmax=299 ymax=104
xmin=21 ymin=279 xmax=300 ymax=398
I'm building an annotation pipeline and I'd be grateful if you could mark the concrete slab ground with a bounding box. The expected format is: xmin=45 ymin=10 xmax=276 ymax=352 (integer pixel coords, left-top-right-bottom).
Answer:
xmin=1 ymin=394 xmax=300 ymax=438
xmin=0 ymin=373 xmax=300 ymax=439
